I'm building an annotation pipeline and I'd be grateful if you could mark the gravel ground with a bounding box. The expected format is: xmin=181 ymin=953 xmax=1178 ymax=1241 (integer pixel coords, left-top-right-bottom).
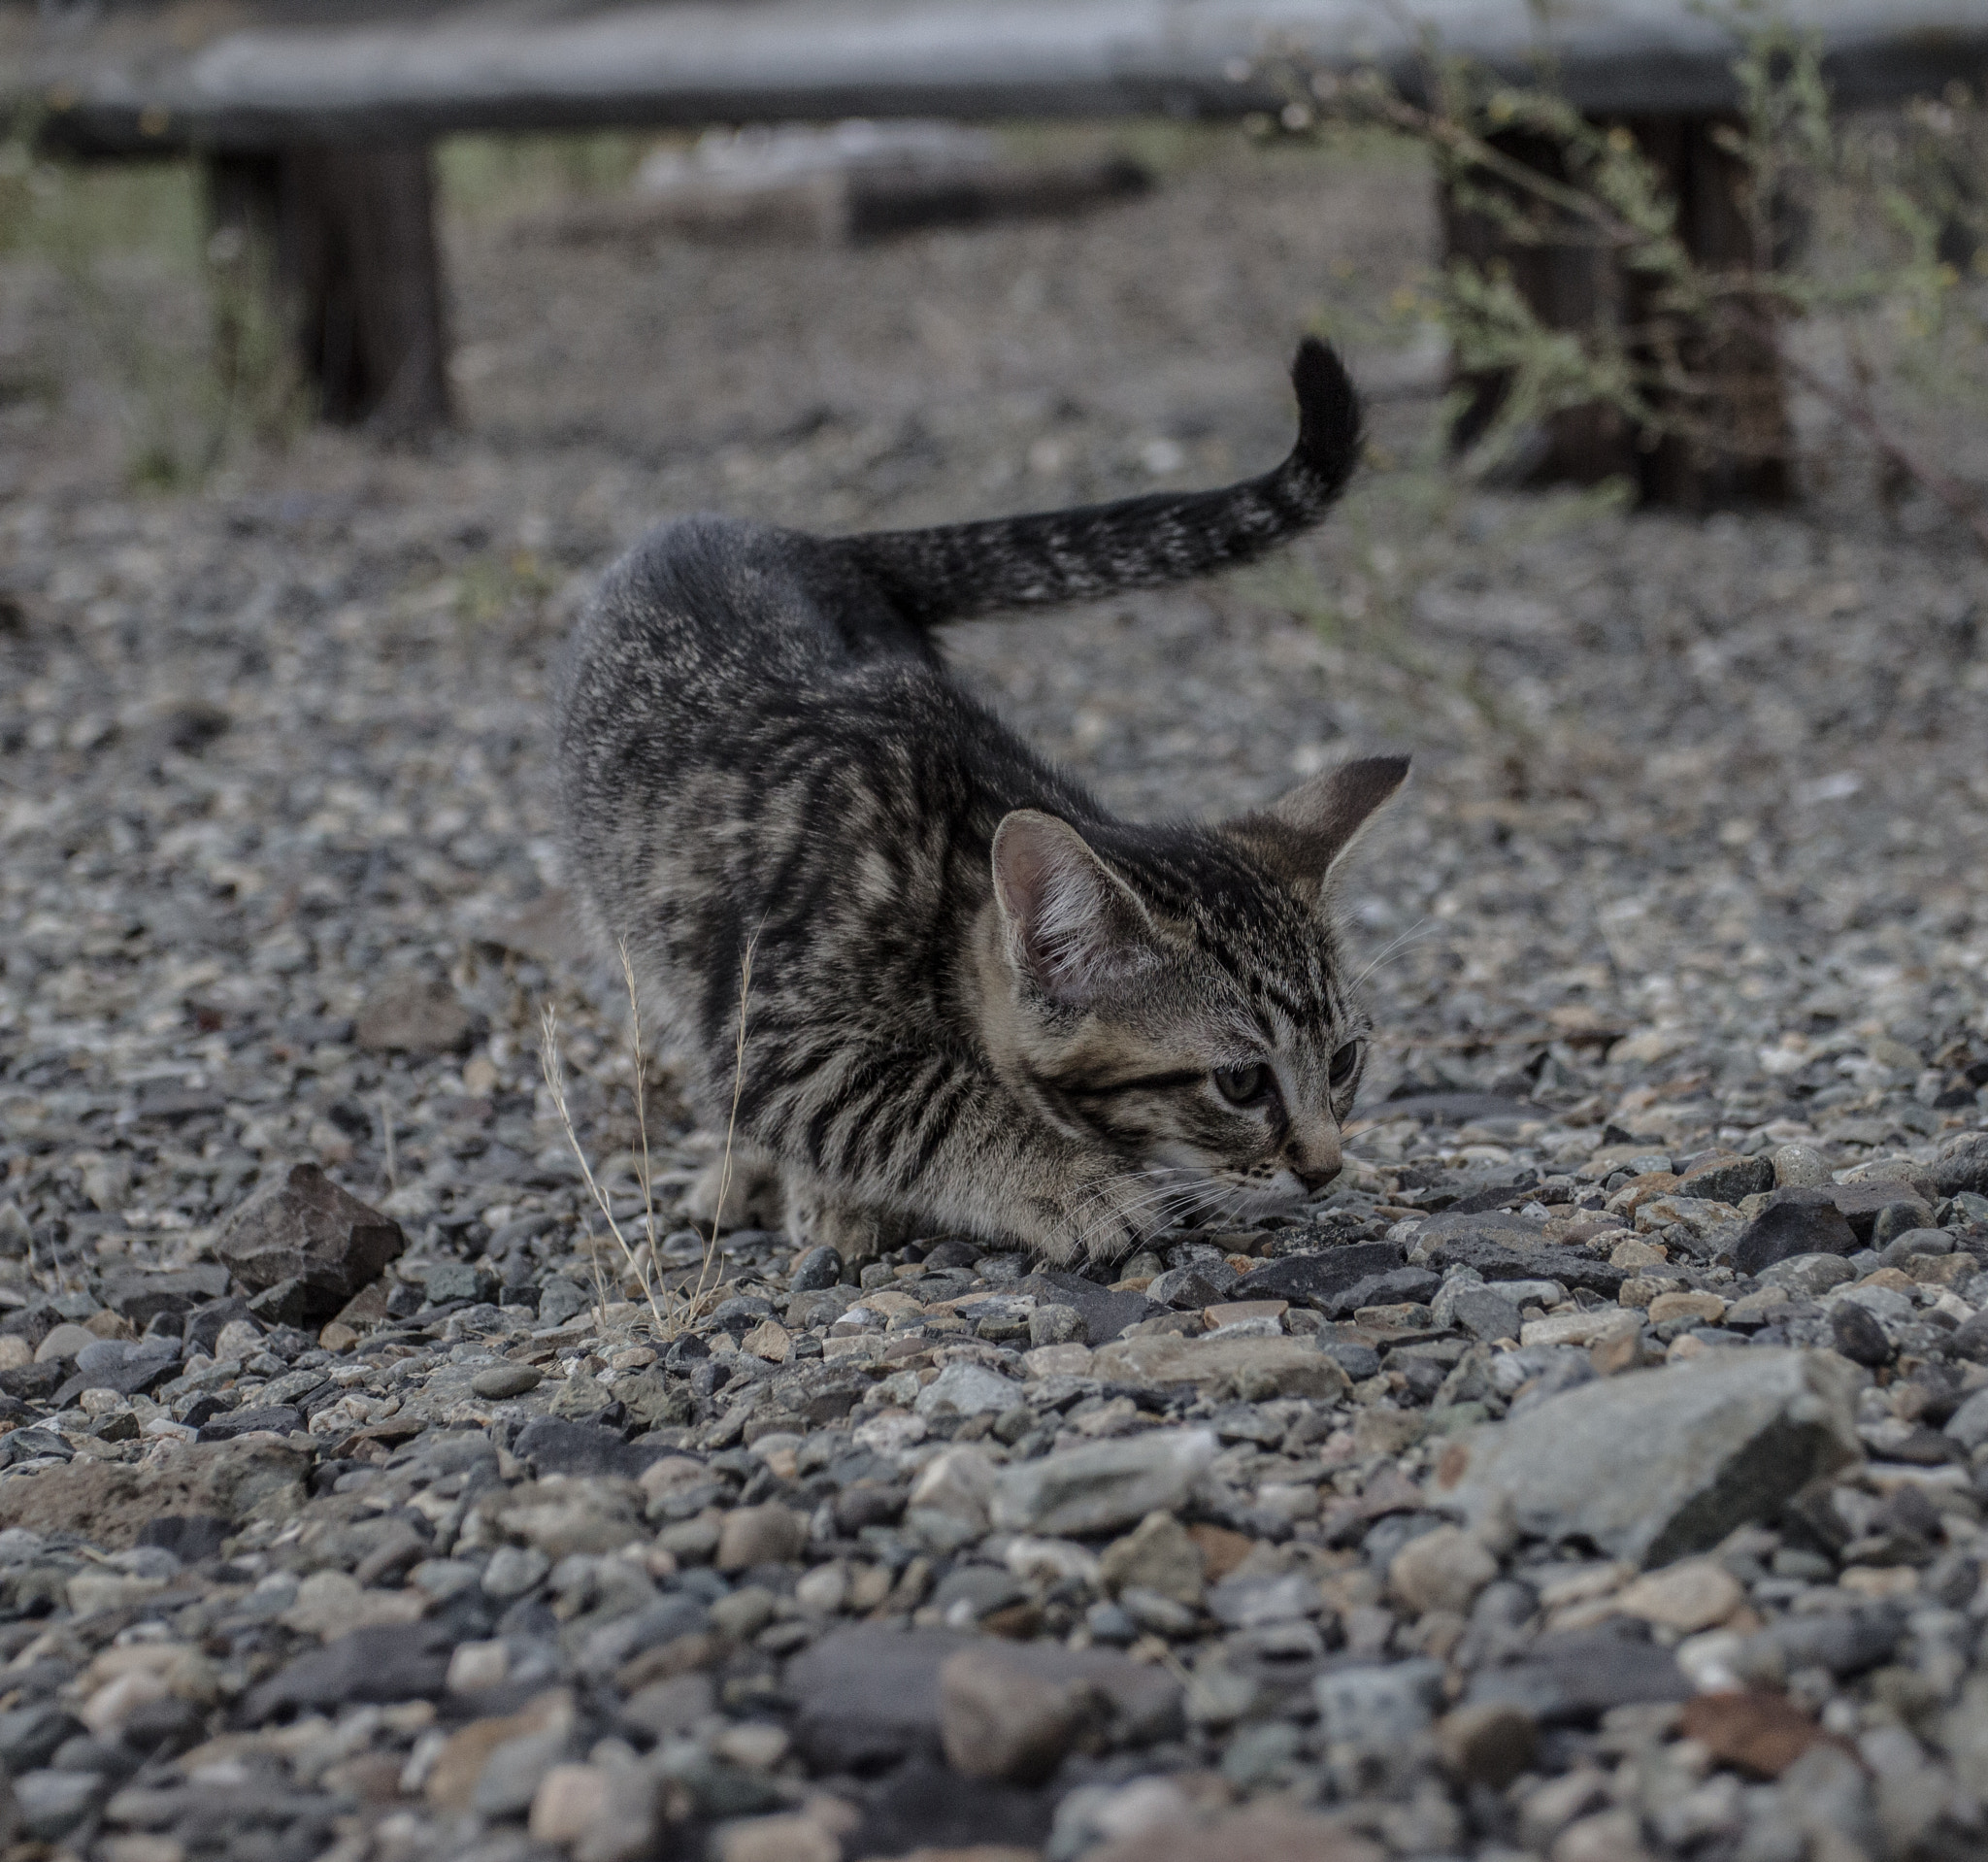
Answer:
xmin=0 ymin=133 xmax=1987 ymax=1862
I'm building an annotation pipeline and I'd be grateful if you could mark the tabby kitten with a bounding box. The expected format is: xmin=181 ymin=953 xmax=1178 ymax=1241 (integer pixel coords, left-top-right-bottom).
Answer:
xmin=557 ymin=338 xmax=1405 ymax=1264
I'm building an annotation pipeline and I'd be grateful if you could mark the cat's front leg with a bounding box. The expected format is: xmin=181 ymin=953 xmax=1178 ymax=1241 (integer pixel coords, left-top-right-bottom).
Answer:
xmin=983 ymin=1157 xmax=1158 ymax=1268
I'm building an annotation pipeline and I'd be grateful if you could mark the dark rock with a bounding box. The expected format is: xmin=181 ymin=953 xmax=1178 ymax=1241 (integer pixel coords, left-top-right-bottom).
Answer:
xmin=662 ymin=1334 xmax=710 ymax=1372
xmin=847 ymin=1756 xmax=1052 ymax=1857
xmin=53 ymin=1340 xmax=181 ymax=1407
xmin=1830 ymin=1302 xmax=1895 ymax=1367
xmin=513 ymin=1417 xmax=671 ymax=1480
xmin=1950 ymin=1313 xmax=1988 ymax=1363
xmin=102 ymin=1266 xmax=230 ymax=1327
xmin=1826 ymin=1181 xmax=1933 ymax=1246
xmin=791 ymin=1246 xmax=845 ymax=1292
xmin=1016 ymin=1272 xmax=1164 ymax=1346
xmin=1743 ymin=1606 xmax=1905 ymax=1680
xmin=771 ymin=1364 xmax=876 ymax=1426
xmin=1466 ymin=1622 xmax=1692 ymax=1725
xmin=0 ymin=1705 xmax=83 ymax=1773
xmin=0 ymin=1363 xmax=67 ymax=1404
xmin=1146 ymin=1267 xmax=1229 ymax=1309
xmin=1324 ymin=1266 xmax=1441 ymax=1316
xmin=245 ymin=1280 xmax=319 ymax=1327
xmin=785 ymin=1627 xmax=1179 ymax=1774
xmin=709 ymin=1296 xmax=776 ymax=1334
xmin=197 ymin=1406 xmax=304 ymax=1441
xmin=1317 ymin=1339 xmax=1382 ymax=1381
xmin=183 ymin=1299 xmax=254 ymax=1356
xmin=1677 ymin=1153 xmax=1775 ymax=1204
xmin=1420 ymin=1223 xmax=1627 ymax=1298
xmin=214 ymin=1163 xmax=404 ymax=1322
xmin=1733 ymin=1192 xmax=1857 ymax=1277
xmin=242 ymin=1624 xmax=453 ymax=1721
xmin=1232 ymin=1242 xmax=1403 ymax=1309
xmin=1933 ymin=1135 xmax=1988 ymax=1198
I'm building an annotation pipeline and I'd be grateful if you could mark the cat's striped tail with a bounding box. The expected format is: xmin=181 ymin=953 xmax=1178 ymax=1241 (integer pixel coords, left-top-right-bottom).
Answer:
xmin=839 ymin=337 xmax=1361 ymax=628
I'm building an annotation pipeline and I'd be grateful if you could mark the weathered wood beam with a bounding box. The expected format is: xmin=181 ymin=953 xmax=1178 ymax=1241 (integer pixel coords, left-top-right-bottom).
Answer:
xmin=207 ymin=140 xmax=451 ymax=437
xmin=13 ymin=0 xmax=1988 ymax=157
xmin=1441 ymin=116 xmax=1792 ymax=510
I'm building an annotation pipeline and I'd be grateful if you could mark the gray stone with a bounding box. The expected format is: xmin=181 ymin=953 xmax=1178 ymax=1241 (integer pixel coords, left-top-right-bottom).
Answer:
xmin=990 ymin=1429 xmax=1217 ymax=1537
xmin=1325 ymin=1265 xmax=1441 ymax=1315
xmin=1089 ymin=1333 xmax=1346 ymax=1400
xmin=1027 ymin=1303 xmax=1086 ymax=1347
xmin=1421 ymin=1227 xmax=1627 ymax=1298
xmin=1465 ymin=1625 xmax=1693 ymax=1723
xmin=1435 ymin=1347 xmax=1862 ymax=1567
xmin=1944 ymin=1387 xmax=1988 ymax=1451
xmin=214 ymin=1162 xmax=405 ymax=1318
xmin=1444 ymin=1285 xmax=1525 ymax=1343
xmin=466 ymin=1363 xmax=540 ymax=1400
xmin=786 ymin=1628 xmax=1177 ymax=1774
xmin=242 ymin=1624 xmax=453 ymax=1720
xmin=1740 ymin=1606 xmax=1905 ymax=1681
xmin=12 ymin=1770 xmax=101 ymax=1842
xmin=539 ymin=1280 xmax=592 ymax=1327
xmin=1314 ymin=1659 xmax=1444 ymax=1749
xmin=1758 ymin=1252 xmax=1855 ymax=1297
xmin=102 ymin=1265 xmax=230 ymax=1326
xmin=914 ymin=1361 xmax=1020 ymax=1418
xmin=481 ymin=1545 xmax=549 ymax=1599
xmin=1772 ymin=1144 xmax=1832 ymax=1189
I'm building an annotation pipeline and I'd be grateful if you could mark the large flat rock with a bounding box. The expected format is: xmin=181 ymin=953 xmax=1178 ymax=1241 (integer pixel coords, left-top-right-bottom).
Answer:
xmin=1433 ymin=1347 xmax=1861 ymax=1567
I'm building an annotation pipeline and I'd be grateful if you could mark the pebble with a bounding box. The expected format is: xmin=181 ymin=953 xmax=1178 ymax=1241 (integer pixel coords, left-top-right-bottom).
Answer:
xmin=470 ymin=1363 xmax=543 ymax=1399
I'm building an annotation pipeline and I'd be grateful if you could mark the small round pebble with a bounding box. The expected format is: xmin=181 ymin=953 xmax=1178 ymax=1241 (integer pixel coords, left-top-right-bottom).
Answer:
xmin=471 ymin=1363 xmax=543 ymax=1400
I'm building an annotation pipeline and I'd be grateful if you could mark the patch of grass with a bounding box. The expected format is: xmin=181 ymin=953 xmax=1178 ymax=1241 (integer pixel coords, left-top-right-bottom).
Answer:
xmin=439 ymin=130 xmax=662 ymax=226
xmin=0 ymin=133 xmax=305 ymax=488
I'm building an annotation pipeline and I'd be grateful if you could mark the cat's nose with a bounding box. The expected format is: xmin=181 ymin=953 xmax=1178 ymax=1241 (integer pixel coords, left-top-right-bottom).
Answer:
xmin=1294 ymin=1161 xmax=1342 ymax=1192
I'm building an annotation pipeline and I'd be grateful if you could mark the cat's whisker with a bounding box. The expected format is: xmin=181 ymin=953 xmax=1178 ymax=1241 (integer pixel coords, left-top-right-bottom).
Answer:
xmin=1350 ymin=916 xmax=1441 ymax=992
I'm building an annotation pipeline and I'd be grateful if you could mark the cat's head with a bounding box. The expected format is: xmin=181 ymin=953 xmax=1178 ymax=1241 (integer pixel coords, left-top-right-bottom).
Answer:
xmin=979 ymin=756 xmax=1408 ymax=1253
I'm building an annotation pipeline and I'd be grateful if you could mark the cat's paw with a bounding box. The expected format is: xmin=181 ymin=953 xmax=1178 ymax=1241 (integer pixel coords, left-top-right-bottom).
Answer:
xmin=683 ymin=1147 xmax=784 ymax=1230
xmin=785 ymin=1181 xmax=915 ymax=1265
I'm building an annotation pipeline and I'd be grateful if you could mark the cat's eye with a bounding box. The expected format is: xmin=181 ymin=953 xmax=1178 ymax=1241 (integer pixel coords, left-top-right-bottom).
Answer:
xmin=1328 ymin=1040 xmax=1364 ymax=1089
xmin=1213 ymin=1063 xmax=1275 ymax=1108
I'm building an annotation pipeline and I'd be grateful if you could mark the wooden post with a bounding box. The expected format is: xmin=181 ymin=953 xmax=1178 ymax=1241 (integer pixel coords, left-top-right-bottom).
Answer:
xmin=1441 ymin=116 xmax=1789 ymax=508
xmin=206 ymin=141 xmax=451 ymax=437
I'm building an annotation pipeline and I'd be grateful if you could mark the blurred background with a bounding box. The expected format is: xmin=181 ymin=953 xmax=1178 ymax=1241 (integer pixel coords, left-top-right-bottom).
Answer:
xmin=3 ymin=0 xmax=1988 ymax=1185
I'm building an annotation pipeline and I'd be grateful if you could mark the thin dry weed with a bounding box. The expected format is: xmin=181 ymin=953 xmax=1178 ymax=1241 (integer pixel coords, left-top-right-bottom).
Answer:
xmin=536 ymin=936 xmax=755 ymax=1339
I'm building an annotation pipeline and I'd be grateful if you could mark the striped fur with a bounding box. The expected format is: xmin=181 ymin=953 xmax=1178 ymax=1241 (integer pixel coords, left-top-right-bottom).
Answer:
xmin=556 ymin=339 xmax=1404 ymax=1263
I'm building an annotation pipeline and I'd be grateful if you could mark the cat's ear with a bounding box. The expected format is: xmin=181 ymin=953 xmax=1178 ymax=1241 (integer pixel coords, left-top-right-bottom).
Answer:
xmin=1224 ymin=754 xmax=1408 ymax=903
xmin=991 ymin=811 xmax=1158 ymax=1008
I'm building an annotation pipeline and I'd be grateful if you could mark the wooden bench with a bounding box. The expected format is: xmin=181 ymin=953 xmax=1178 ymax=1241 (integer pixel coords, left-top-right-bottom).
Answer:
xmin=9 ymin=0 xmax=1988 ymax=495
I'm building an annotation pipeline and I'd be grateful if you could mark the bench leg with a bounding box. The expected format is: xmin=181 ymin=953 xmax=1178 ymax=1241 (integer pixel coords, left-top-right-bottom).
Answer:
xmin=206 ymin=142 xmax=451 ymax=437
xmin=1440 ymin=116 xmax=1789 ymax=508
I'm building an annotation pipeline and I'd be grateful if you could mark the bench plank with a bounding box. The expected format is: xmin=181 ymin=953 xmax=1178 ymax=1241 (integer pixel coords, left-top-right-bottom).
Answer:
xmin=14 ymin=1 xmax=1988 ymax=155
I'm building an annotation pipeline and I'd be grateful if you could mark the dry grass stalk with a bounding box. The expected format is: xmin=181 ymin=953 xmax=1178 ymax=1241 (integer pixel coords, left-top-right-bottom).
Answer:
xmin=539 ymin=1001 xmax=669 ymax=1337
xmin=535 ymin=936 xmax=754 ymax=1340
